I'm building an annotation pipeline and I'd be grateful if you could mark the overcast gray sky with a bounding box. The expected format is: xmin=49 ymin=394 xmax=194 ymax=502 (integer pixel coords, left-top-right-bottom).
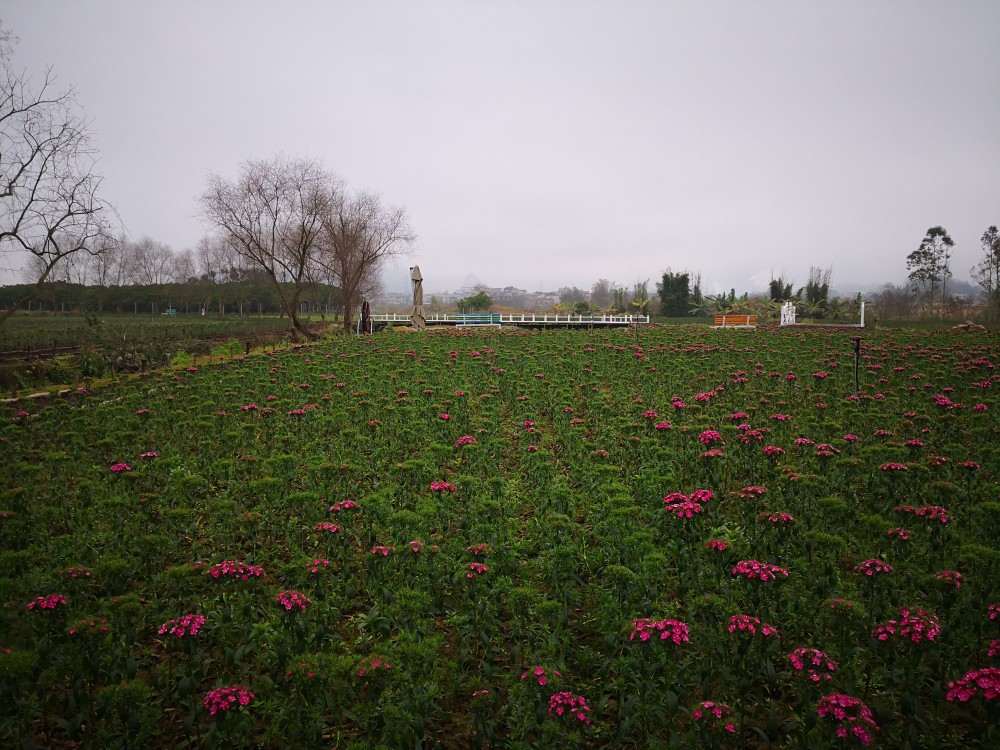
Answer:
xmin=4 ymin=0 xmax=998 ymax=295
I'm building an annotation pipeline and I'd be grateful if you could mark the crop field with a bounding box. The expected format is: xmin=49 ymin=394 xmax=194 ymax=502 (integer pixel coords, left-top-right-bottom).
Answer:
xmin=0 ymin=313 xmax=299 ymax=353
xmin=1 ymin=326 xmax=998 ymax=749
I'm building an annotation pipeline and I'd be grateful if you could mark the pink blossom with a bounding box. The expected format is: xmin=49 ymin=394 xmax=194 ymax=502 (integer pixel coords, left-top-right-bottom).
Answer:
xmin=945 ymin=667 xmax=1000 ymax=702
xmin=158 ymin=613 xmax=206 ymax=638
xmin=789 ymin=647 xmax=837 ymax=682
xmin=26 ymin=594 xmax=68 ymax=611
xmin=817 ymin=694 xmax=878 ymax=746
xmin=731 ymin=560 xmax=789 ymax=582
xmin=629 ymin=617 xmax=690 ymax=645
xmin=206 ymin=561 xmax=264 ymax=580
xmin=275 ymin=590 xmax=311 ymax=612
xmin=203 ymin=685 xmax=254 ymax=716
xmin=692 ymin=700 xmax=736 ymax=732
xmin=935 ymin=570 xmax=962 ymax=588
xmin=548 ymin=691 xmax=591 ymax=725
xmin=854 ymin=559 xmax=893 ymax=577
xmin=728 ymin=614 xmax=779 ymax=638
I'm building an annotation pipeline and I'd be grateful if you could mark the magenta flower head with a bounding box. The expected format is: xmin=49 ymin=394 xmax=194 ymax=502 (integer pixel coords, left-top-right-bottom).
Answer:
xmin=110 ymin=462 xmax=132 ymax=473
xmin=206 ymin=560 xmax=264 ymax=581
xmin=817 ymin=693 xmax=878 ymax=746
xmin=26 ymin=594 xmax=68 ymax=611
xmin=731 ymin=560 xmax=789 ymax=582
xmin=854 ymin=559 xmax=893 ymax=577
xmin=789 ymin=647 xmax=837 ymax=682
xmin=935 ymin=570 xmax=962 ymax=588
xmin=275 ymin=590 xmax=311 ymax=612
xmin=728 ymin=614 xmax=779 ymax=638
xmin=521 ymin=665 xmax=561 ymax=687
xmin=692 ymin=700 xmax=736 ymax=733
xmin=548 ymin=691 xmax=591 ymax=725
xmin=629 ymin=618 xmax=690 ymax=644
xmin=698 ymin=430 xmax=722 ymax=446
xmin=455 ymin=435 xmax=477 ymax=447
xmin=203 ymin=685 xmax=254 ymax=716
xmin=158 ymin=613 xmax=206 ymax=638
xmin=946 ymin=667 xmax=1000 ymax=702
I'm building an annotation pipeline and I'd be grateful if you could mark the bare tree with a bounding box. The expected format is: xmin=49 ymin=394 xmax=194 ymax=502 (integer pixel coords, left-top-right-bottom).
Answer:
xmin=971 ymin=225 xmax=1000 ymax=320
xmin=127 ymin=236 xmax=175 ymax=286
xmin=319 ymin=190 xmax=414 ymax=331
xmin=200 ymin=154 xmax=330 ymax=337
xmin=0 ymin=21 xmax=113 ymax=325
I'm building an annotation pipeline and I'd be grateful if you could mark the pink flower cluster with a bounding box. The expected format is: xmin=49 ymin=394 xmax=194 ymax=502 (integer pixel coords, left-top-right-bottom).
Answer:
xmin=467 ymin=562 xmax=489 ymax=579
xmin=945 ymin=667 xmax=1000 ymax=703
xmin=548 ymin=691 xmax=591 ymax=725
xmin=629 ymin=618 xmax=690 ymax=644
xmin=705 ymin=539 xmax=729 ymax=552
xmin=26 ymin=594 xmax=67 ymax=611
xmin=329 ymin=500 xmax=358 ymax=512
xmin=110 ymin=462 xmax=132 ymax=473
xmin=158 ymin=613 xmax=206 ymax=638
xmin=873 ymin=608 xmax=941 ymax=644
xmin=879 ymin=462 xmax=908 ymax=472
xmin=728 ymin=614 xmax=779 ymax=638
xmin=371 ymin=545 xmax=396 ymax=556
xmin=760 ymin=512 xmax=794 ymax=524
xmin=69 ymin=618 xmax=109 ymax=636
xmin=817 ymin=693 xmax=878 ymax=746
xmin=206 ymin=561 xmax=264 ymax=581
xmin=894 ymin=504 xmax=950 ymax=523
xmin=307 ymin=558 xmax=329 ymax=573
xmin=357 ymin=655 xmax=391 ymax=678
xmin=698 ymin=430 xmax=722 ymax=446
xmin=789 ymin=647 xmax=837 ymax=682
xmin=275 ymin=590 xmax=311 ymax=612
xmin=203 ymin=685 xmax=254 ymax=716
xmin=521 ymin=665 xmax=561 ymax=686
xmin=468 ymin=543 xmax=492 ymax=556
xmin=430 ymin=480 xmax=457 ymax=492
xmin=736 ymin=486 xmax=766 ymax=498
xmin=935 ymin=570 xmax=962 ymax=588
xmin=763 ymin=445 xmax=786 ymax=457
xmin=989 ymin=603 xmax=1000 ymax=620
xmin=62 ymin=567 xmax=92 ymax=579
xmin=731 ymin=560 xmax=789 ymax=582
xmin=314 ymin=522 xmax=341 ymax=534
xmin=854 ymin=559 xmax=893 ymax=577
xmin=887 ymin=528 xmax=911 ymax=541
xmin=692 ymin=700 xmax=736 ymax=733
xmin=455 ymin=435 xmax=477 ymax=447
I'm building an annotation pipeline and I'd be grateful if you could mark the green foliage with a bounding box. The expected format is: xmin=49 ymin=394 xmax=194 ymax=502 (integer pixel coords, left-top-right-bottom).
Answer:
xmin=656 ymin=270 xmax=691 ymax=316
xmin=455 ymin=291 xmax=494 ymax=312
xmin=0 ymin=325 xmax=997 ymax=747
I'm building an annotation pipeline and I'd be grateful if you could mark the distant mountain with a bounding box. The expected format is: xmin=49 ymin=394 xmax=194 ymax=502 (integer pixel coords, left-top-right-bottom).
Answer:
xmin=831 ymin=278 xmax=978 ymax=298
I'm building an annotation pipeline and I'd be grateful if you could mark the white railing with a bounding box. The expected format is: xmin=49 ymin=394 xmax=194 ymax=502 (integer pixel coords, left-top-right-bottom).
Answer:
xmin=370 ymin=313 xmax=650 ymax=325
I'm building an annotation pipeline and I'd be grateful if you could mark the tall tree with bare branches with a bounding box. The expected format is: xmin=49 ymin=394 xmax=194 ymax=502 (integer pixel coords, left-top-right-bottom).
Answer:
xmin=200 ymin=154 xmax=332 ymax=337
xmin=320 ymin=190 xmax=414 ymax=331
xmin=0 ymin=21 xmax=113 ymax=326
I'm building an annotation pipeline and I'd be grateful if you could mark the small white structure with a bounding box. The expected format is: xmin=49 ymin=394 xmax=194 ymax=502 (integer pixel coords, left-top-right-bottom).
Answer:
xmin=780 ymin=301 xmax=796 ymax=326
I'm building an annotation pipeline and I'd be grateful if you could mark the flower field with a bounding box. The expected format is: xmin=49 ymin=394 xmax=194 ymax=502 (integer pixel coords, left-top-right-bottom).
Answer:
xmin=1 ymin=325 xmax=999 ymax=748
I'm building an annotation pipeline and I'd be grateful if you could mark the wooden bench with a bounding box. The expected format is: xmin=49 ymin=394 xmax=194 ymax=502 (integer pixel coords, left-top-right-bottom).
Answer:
xmin=454 ymin=313 xmax=502 ymax=327
xmin=712 ymin=314 xmax=757 ymax=328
